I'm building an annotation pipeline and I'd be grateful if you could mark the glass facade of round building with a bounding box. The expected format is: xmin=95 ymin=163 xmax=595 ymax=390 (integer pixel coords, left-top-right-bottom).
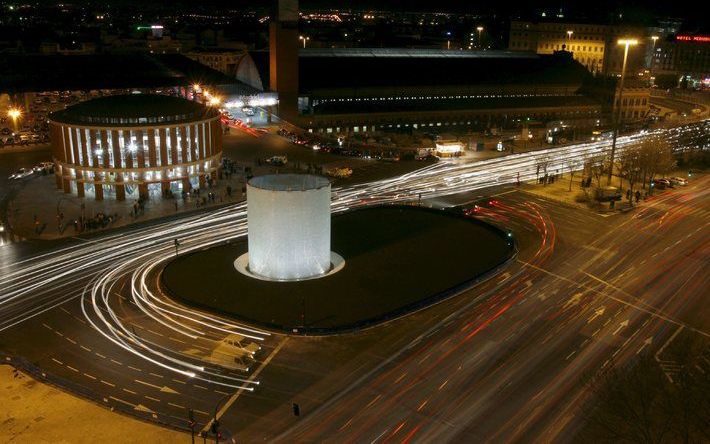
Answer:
xmin=48 ymin=94 xmax=223 ymax=201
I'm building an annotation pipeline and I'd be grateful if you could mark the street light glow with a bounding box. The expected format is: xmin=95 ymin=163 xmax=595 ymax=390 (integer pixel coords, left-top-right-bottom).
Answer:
xmin=8 ymin=108 xmax=21 ymax=119
xmin=617 ymin=38 xmax=639 ymax=46
xmin=209 ymin=97 xmax=222 ymax=106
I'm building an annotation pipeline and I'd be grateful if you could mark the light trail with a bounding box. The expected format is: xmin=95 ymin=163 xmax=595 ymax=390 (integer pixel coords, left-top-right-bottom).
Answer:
xmin=0 ymin=120 xmax=707 ymax=388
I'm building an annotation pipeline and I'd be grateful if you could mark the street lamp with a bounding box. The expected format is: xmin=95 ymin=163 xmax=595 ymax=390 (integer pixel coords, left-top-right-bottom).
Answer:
xmin=299 ymin=35 xmax=310 ymax=48
xmin=8 ymin=107 xmax=21 ymax=131
xmin=607 ymin=38 xmax=638 ymax=185
xmin=446 ymin=31 xmax=452 ymax=50
xmin=477 ymin=26 xmax=484 ymax=48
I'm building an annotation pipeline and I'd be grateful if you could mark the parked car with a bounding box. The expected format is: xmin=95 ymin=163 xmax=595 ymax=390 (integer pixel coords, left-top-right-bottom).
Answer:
xmin=669 ymin=177 xmax=687 ymax=186
xmin=33 ymin=162 xmax=54 ymax=173
xmin=265 ymin=155 xmax=287 ymax=166
xmin=653 ymin=178 xmax=671 ymax=189
xmin=9 ymin=168 xmax=33 ymax=179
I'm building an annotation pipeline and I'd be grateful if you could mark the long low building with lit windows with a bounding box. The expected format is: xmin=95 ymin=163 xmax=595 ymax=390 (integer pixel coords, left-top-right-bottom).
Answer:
xmin=235 ymin=47 xmax=603 ymax=133
xmin=48 ymin=94 xmax=222 ymax=201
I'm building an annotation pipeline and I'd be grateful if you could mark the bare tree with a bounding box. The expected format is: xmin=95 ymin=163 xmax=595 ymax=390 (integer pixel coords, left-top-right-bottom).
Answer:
xmin=617 ymin=145 xmax=643 ymax=205
xmin=567 ymin=158 xmax=582 ymax=191
xmin=587 ymin=154 xmax=609 ymax=190
xmin=536 ymin=155 xmax=551 ymax=185
xmin=582 ymin=354 xmax=674 ymax=443
xmin=640 ymin=137 xmax=676 ymax=192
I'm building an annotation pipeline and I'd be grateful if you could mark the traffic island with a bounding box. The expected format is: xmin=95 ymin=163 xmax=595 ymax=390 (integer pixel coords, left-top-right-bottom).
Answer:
xmin=161 ymin=206 xmax=515 ymax=335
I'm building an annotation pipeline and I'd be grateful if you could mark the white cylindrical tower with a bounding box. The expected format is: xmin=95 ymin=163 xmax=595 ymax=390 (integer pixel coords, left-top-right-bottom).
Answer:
xmin=247 ymin=174 xmax=331 ymax=281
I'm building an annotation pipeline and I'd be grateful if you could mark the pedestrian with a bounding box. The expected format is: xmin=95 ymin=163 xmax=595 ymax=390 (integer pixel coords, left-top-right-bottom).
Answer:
xmin=635 ymin=190 xmax=641 ymax=203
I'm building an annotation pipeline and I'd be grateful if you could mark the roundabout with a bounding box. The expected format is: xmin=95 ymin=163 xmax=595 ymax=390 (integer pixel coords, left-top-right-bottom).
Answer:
xmin=161 ymin=206 xmax=515 ymax=334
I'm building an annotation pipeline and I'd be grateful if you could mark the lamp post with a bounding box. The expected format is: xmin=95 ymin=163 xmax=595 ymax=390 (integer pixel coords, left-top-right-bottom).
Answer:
xmin=8 ymin=107 xmax=21 ymax=132
xmin=299 ymin=35 xmax=309 ymax=49
xmin=566 ymin=30 xmax=573 ymax=44
xmin=446 ymin=31 xmax=451 ymax=50
xmin=477 ymin=26 xmax=484 ymax=49
xmin=607 ymin=38 xmax=638 ymax=185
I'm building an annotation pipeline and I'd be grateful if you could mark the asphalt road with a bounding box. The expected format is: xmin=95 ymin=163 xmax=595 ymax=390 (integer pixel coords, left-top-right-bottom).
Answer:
xmin=0 ymin=122 xmax=707 ymax=441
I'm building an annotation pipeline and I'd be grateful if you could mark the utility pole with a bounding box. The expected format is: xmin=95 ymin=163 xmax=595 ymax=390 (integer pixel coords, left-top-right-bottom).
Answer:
xmin=608 ymin=39 xmax=638 ymax=185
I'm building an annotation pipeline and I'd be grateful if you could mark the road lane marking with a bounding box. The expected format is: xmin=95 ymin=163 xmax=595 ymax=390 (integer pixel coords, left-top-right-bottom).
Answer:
xmin=109 ymin=396 xmax=134 ymax=407
xmin=145 ymin=396 xmax=161 ymax=403
xmin=365 ymin=394 xmax=382 ymax=409
xmin=110 ymin=359 xmax=123 ymax=365
xmin=95 ymin=352 xmax=106 ymax=359
xmin=518 ymin=260 xmax=710 ymax=337
xmin=127 ymin=365 xmax=142 ymax=372
xmin=100 ymin=380 xmax=115 ymax=388
xmin=51 ymin=358 xmax=63 ymax=365
xmin=134 ymin=379 xmax=179 ymax=394
xmin=171 ymin=378 xmax=186 ymax=385
xmin=168 ymin=402 xmax=185 ymax=409
xmin=417 ymin=400 xmax=429 ymax=412
xmin=202 ymin=336 xmax=289 ymax=434
xmin=394 ymin=373 xmax=407 ymax=384
xmin=339 ymin=418 xmax=353 ymax=431
xmin=123 ymin=388 xmax=137 ymax=395
xmin=83 ymin=373 xmax=97 ymax=380
xmin=565 ymin=351 xmax=576 ymax=360
xmin=66 ymin=365 xmax=78 ymax=373
xmin=149 ymin=372 xmax=164 ymax=378
xmin=80 ymin=345 xmax=91 ymax=352
xmin=438 ymin=379 xmax=449 ymax=390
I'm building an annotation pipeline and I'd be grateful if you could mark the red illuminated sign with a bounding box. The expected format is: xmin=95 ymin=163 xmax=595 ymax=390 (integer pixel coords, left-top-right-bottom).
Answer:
xmin=676 ymin=35 xmax=710 ymax=43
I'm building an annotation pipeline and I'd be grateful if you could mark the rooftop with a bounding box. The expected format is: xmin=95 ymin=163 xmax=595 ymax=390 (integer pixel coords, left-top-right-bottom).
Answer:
xmin=249 ymin=174 xmax=330 ymax=192
xmin=241 ymin=48 xmax=589 ymax=93
xmin=0 ymin=53 xmax=259 ymax=95
xmin=50 ymin=94 xmax=220 ymax=126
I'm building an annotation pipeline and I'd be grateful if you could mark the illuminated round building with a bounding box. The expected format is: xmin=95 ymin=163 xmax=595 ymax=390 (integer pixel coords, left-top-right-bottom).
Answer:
xmin=235 ymin=174 xmax=344 ymax=282
xmin=48 ymin=94 xmax=222 ymax=201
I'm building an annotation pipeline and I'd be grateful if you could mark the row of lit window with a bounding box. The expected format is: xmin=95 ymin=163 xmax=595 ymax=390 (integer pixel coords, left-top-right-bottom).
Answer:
xmin=73 ymin=112 xmax=204 ymax=125
xmin=65 ymin=162 xmax=214 ymax=182
xmin=61 ymin=125 xmax=211 ymax=169
xmin=310 ymin=110 xmax=600 ymax=132
xmin=312 ymin=93 xmax=562 ymax=106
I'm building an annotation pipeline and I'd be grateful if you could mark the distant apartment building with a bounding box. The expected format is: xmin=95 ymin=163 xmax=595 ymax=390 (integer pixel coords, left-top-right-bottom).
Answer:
xmin=584 ymin=78 xmax=651 ymax=123
xmin=186 ymin=49 xmax=245 ymax=77
xmin=508 ymin=21 xmax=649 ymax=76
xmin=652 ymin=34 xmax=710 ymax=87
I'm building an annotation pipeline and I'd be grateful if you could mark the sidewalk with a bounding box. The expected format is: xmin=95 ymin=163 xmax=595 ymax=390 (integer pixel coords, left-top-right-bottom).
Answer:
xmin=0 ymin=365 xmax=185 ymax=443
xmin=6 ymin=173 xmax=248 ymax=240
xmin=518 ymin=173 xmax=651 ymax=215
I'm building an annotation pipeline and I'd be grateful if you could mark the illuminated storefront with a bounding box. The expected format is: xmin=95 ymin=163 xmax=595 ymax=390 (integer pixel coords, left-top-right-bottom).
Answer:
xmin=49 ymin=94 xmax=222 ymax=201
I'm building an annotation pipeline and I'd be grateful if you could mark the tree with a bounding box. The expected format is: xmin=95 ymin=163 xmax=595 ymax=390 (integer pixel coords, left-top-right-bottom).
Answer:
xmin=617 ymin=145 xmax=643 ymax=205
xmin=639 ymin=137 xmax=675 ymax=192
xmin=587 ymin=154 xmax=609 ymax=190
xmin=583 ymin=354 xmax=673 ymax=443
xmin=582 ymin=338 xmax=710 ymax=444
xmin=567 ymin=158 xmax=582 ymax=191
xmin=536 ymin=155 xmax=551 ymax=185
